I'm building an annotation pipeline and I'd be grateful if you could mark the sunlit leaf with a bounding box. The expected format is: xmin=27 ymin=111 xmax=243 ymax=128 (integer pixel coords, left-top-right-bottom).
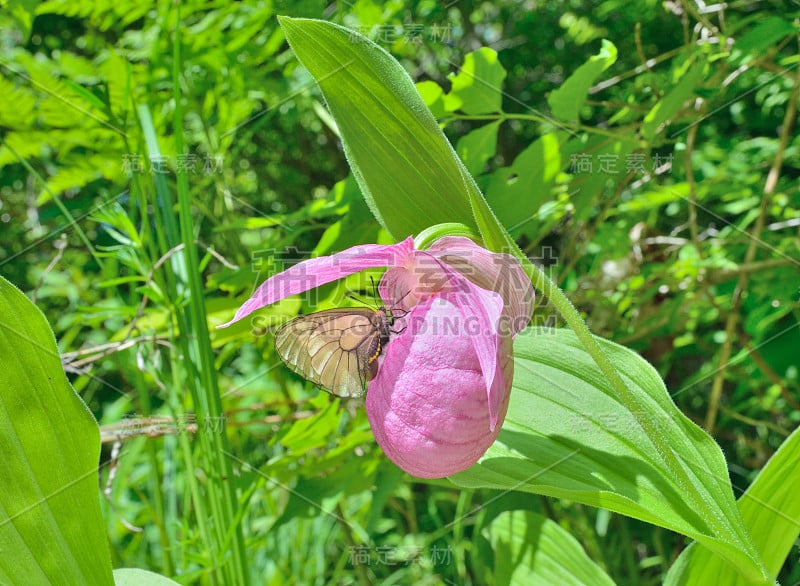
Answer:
xmin=730 ymin=17 xmax=797 ymax=65
xmin=457 ymin=120 xmax=501 ymax=176
xmin=416 ymin=80 xmax=446 ymax=118
xmin=664 ymin=425 xmax=800 ymax=586
xmin=444 ymin=47 xmax=507 ymax=115
xmin=450 ymin=328 xmax=768 ymax=583
xmin=488 ymin=510 xmax=616 ymax=586
xmin=113 ymin=568 xmax=182 ymax=586
xmin=278 ymin=16 xmax=478 ymax=239
xmin=548 ymin=40 xmax=617 ymax=121
xmin=486 ymin=132 xmax=564 ymax=234
xmin=0 ymin=276 xmax=113 ymax=585
xmin=641 ymin=60 xmax=705 ymax=142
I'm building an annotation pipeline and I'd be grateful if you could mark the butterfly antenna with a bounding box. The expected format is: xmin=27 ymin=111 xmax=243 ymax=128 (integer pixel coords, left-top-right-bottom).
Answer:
xmin=349 ymin=275 xmax=381 ymax=309
xmin=345 ymin=288 xmax=370 ymax=307
xmin=370 ymin=275 xmax=383 ymax=309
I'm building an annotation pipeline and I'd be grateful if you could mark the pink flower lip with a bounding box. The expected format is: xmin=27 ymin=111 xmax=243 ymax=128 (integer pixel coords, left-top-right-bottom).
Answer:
xmin=366 ymin=294 xmax=514 ymax=478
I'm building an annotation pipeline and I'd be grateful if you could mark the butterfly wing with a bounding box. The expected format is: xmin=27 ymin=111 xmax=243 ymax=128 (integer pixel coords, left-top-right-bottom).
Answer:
xmin=274 ymin=308 xmax=389 ymax=398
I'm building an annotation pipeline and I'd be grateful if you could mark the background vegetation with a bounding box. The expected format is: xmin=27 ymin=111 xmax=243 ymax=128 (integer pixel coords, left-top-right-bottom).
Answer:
xmin=0 ymin=0 xmax=798 ymax=584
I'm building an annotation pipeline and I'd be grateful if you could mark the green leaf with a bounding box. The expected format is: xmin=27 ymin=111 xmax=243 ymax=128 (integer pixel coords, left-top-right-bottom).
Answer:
xmin=416 ymin=80 xmax=446 ymax=118
xmin=488 ymin=510 xmax=616 ymax=586
xmin=450 ymin=328 xmax=768 ymax=584
xmin=278 ymin=16 xmax=477 ymax=239
xmin=113 ymin=568 xmax=182 ymax=586
xmin=730 ymin=17 xmax=797 ymax=66
xmin=0 ymin=276 xmax=113 ymax=585
xmin=664 ymin=425 xmax=800 ymax=586
xmin=271 ymin=457 xmax=374 ymax=530
xmin=312 ymin=175 xmax=383 ymax=257
xmin=617 ymin=183 xmax=690 ymax=212
xmin=486 ymin=132 xmax=563 ymax=234
xmin=463 ymin=159 xmax=520 ymax=256
xmin=101 ymin=49 xmax=131 ymax=121
xmin=457 ymin=120 xmax=501 ymax=176
xmin=444 ymin=47 xmax=507 ymax=115
xmin=641 ymin=60 xmax=705 ymax=142
xmin=5 ymin=0 xmax=38 ymax=43
xmin=548 ymin=40 xmax=617 ymax=121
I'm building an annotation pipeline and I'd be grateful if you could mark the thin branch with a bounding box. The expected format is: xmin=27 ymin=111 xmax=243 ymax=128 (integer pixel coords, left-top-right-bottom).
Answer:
xmin=99 ymin=411 xmax=316 ymax=444
xmin=685 ymin=114 xmax=701 ymax=247
xmin=706 ymin=258 xmax=797 ymax=285
xmin=32 ymin=234 xmax=67 ymax=304
xmin=61 ymin=335 xmax=171 ymax=373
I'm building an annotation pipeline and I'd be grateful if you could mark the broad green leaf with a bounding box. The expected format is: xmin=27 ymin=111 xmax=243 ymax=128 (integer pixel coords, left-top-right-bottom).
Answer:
xmin=444 ymin=47 xmax=507 ymax=115
xmin=664 ymin=425 xmax=800 ymax=586
xmin=486 ymin=132 xmax=563 ymax=234
xmin=278 ymin=16 xmax=477 ymax=239
xmin=457 ymin=120 xmax=501 ymax=176
xmin=450 ymin=328 xmax=768 ymax=584
xmin=730 ymin=17 xmax=797 ymax=66
xmin=641 ymin=60 xmax=705 ymax=142
xmin=0 ymin=276 xmax=113 ymax=585
xmin=548 ymin=40 xmax=617 ymax=121
xmin=113 ymin=569 xmax=182 ymax=586
xmin=488 ymin=510 xmax=616 ymax=586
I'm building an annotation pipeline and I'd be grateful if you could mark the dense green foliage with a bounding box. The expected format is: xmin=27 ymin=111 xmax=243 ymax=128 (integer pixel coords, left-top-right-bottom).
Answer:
xmin=0 ymin=1 xmax=798 ymax=584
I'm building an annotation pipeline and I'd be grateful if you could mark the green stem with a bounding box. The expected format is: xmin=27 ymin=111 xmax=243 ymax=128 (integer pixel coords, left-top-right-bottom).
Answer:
xmin=171 ymin=8 xmax=250 ymax=585
xmin=137 ymin=103 xmax=221 ymax=577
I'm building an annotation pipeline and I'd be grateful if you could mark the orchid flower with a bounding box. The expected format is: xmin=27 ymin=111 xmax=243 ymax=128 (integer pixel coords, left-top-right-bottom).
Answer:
xmin=219 ymin=236 xmax=533 ymax=478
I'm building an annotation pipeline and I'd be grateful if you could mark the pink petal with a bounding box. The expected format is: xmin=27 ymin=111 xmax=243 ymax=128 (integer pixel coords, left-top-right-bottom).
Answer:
xmin=428 ymin=236 xmax=534 ymax=336
xmin=378 ymin=250 xmax=450 ymax=311
xmin=218 ymin=236 xmax=414 ymax=327
xmin=366 ymin=296 xmax=513 ymax=478
xmin=378 ymin=267 xmax=421 ymax=315
xmin=417 ymin=251 xmax=505 ymax=431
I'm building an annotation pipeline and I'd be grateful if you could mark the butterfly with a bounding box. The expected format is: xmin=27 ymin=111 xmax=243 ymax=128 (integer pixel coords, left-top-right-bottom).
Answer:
xmin=274 ymin=307 xmax=394 ymax=398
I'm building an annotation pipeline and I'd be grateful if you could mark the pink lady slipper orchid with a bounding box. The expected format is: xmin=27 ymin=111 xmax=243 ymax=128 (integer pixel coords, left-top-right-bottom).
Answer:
xmin=219 ymin=236 xmax=533 ymax=478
